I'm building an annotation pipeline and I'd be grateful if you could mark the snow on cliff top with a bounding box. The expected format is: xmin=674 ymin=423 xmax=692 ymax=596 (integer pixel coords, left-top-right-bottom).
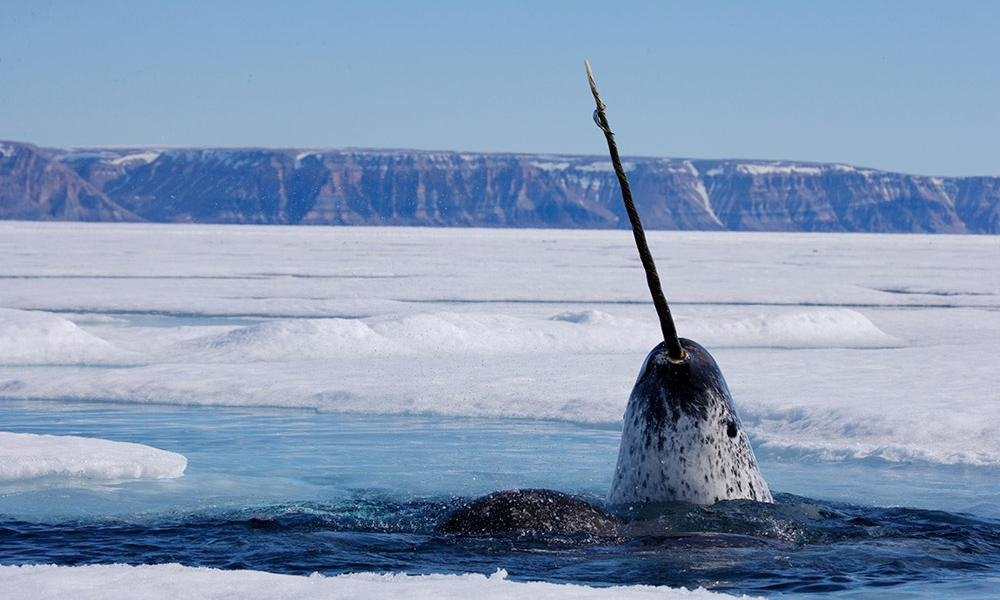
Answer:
xmin=108 ymin=151 xmax=160 ymax=166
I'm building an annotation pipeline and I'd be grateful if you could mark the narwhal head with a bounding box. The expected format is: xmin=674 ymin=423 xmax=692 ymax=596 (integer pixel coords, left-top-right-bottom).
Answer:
xmin=583 ymin=59 xmax=772 ymax=507
xmin=607 ymin=338 xmax=772 ymax=506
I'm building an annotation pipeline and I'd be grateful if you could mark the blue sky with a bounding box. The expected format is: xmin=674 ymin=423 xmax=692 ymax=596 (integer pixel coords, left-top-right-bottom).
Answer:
xmin=1 ymin=0 xmax=997 ymax=175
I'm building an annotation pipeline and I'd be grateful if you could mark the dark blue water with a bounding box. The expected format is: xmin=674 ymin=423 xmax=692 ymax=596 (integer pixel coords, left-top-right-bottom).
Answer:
xmin=2 ymin=494 xmax=998 ymax=596
xmin=1 ymin=400 xmax=998 ymax=597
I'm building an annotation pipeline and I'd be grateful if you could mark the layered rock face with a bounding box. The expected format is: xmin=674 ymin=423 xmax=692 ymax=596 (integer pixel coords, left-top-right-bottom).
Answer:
xmin=0 ymin=142 xmax=136 ymax=222
xmin=1 ymin=141 xmax=997 ymax=232
xmin=946 ymin=177 xmax=1000 ymax=234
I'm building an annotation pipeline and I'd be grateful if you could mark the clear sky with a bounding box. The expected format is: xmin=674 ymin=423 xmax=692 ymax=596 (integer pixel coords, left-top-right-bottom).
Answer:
xmin=1 ymin=0 xmax=997 ymax=175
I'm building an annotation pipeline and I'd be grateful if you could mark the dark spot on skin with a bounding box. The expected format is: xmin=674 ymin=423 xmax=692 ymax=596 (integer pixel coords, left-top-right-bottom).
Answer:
xmin=726 ymin=421 xmax=738 ymax=438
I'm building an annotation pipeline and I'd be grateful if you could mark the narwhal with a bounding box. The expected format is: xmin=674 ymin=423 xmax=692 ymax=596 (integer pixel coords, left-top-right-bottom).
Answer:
xmin=440 ymin=61 xmax=771 ymax=536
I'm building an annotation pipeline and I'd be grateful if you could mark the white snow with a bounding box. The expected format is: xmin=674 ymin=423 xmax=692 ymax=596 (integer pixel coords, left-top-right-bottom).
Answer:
xmin=684 ymin=161 xmax=724 ymax=227
xmin=294 ymin=151 xmax=323 ymax=166
xmin=529 ymin=161 xmax=571 ymax=171
xmin=0 ymin=308 xmax=133 ymax=365
xmin=736 ymin=164 xmax=825 ymax=176
xmin=0 ymin=432 xmax=186 ymax=482
xmin=566 ymin=173 xmax=604 ymax=191
xmin=0 ymin=222 xmax=996 ymax=467
xmin=686 ymin=308 xmax=897 ymax=348
xmin=661 ymin=161 xmax=698 ymax=175
xmin=178 ymin=150 xmax=257 ymax=168
xmin=177 ymin=308 xmax=892 ymax=362
xmin=576 ymin=161 xmax=634 ymax=172
xmin=0 ymin=143 xmax=14 ymax=158
xmin=0 ymin=564 xmax=756 ymax=600
xmin=108 ymin=151 xmax=160 ymax=166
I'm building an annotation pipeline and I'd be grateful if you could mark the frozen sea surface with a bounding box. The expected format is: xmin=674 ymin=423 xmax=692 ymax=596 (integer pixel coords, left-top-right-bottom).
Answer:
xmin=0 ymin=222 xmax=998 ymax=597
xmin=0 ymin=564 xmax=753 ymax=600
xmin=0 ymin=431 xmax=185 ymax=483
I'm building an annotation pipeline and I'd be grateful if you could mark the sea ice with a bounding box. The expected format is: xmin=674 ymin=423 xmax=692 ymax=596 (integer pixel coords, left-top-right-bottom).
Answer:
xmin=0 ymin=564 xmax=758 ymax=600
xmin=0 ymin=432 xmax=187 ymax=482
xmin=0 ymin=223 xmax=996 ymax=467
xmin=0 ymin=308 xmax=132 ymax=365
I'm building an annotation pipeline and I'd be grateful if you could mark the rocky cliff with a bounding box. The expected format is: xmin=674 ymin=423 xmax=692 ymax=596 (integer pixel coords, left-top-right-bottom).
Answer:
xmin=1 ymin=141 xmax=997 ymax=233
xmin=0 ymin=142 xmax=136 ymax=222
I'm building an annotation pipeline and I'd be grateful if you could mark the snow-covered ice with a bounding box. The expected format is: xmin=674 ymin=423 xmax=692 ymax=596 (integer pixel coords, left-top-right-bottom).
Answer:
xmin=0 ymin=308 xmax=133 ymax=365
xmin=0 ymin=222 xmax=996 ymax=466
xmin=0 ymin=222 xmax=996 ymax=599
xmin=166 ymin=308 xmax=894 ymax=363
xmin=0 ymin=432 xmax=186 ymax=482
xmin=0 ymin=564 xmax=757 ymax=600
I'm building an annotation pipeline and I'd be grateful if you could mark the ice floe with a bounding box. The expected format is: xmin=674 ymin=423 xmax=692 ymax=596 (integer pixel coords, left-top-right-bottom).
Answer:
xmin=0 ymin=432 xmax=186 ymax=482
xmin=0 ymin=223 xmax=995 ymax=467
xmin=0 ymin=564 xmax=757 ymax=600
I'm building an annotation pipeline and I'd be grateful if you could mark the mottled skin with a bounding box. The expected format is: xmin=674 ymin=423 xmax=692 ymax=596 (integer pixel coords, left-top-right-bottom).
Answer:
xmin=440 ymin=339 xmax=772 ymax=536
xmin=441 ymin=340 xmax=771 ymax=536
xmin=439 ymin=489 xmax=621 ymax=536
xmin=608 ymin=338 xmax=772 ymax=506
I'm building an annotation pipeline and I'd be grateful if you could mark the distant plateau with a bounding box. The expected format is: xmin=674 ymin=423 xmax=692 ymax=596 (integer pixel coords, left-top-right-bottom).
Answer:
xmin=1 ymin=140 xmax=997 ymax=233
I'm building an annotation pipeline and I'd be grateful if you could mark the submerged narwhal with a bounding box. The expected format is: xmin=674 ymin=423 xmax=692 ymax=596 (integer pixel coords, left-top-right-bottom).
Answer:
xmin=440 ymin=61 xmax=771 ymax=536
